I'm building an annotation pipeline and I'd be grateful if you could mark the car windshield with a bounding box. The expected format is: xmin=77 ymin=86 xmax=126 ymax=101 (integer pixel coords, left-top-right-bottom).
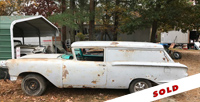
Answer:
xmin=61 ymin=53 xmax=73 ymax=59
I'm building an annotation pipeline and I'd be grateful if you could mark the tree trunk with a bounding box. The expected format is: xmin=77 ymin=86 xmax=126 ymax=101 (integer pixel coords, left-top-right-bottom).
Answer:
xmin=70 ymin=0 xmax=75 ymax=43
xmin=150 ymin=2 xmax=161 ymax=43
xmin=79 ymin=0 xmax=84 ymax=34
xmin=103 ymin=0 xmax=112 ymax=41
xmin=106 ymin=30 xmax=112 ymax=40
xmin=70 ymin=0 xmax=75 ymax=16
xmin=113 ymin=0 xmax=120 ymax=41
xmin=196 ymin=26 xmax=199 ymax=41
xmin=151 ymin=20 xmax=158 ymax=43
xmin=80 ymin=22 xmax=84 ymax=34
xmin=101 ymin=32 xmax=104 ymax=41
xmin=61 ymin=0 xmax=66 ymax=42
xmin=89 ymin=0 xmax=95 ymax=41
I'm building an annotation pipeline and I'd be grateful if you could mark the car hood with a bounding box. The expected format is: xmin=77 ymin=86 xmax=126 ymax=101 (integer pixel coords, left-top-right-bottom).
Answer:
xmin=20 ymin=54 xmax=62 ymax=59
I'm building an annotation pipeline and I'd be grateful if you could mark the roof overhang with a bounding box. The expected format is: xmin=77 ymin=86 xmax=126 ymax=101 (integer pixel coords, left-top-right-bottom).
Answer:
xmin=9 ymin=16 xmax=59 ymax=59
xmin=10 ymin=15 xmax=59 ymax=37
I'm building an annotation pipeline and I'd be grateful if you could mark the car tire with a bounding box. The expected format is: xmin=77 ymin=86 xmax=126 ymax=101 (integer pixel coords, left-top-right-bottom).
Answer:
xmin=172 ymin=52 xmax=182 ymax=59
xmin=21 ymin=74 xmax=47 ymax=96
xmin=0 ymin=68 xmax=10 ymax=80
xmin=129 ymin=79 xmax=152 ymax=93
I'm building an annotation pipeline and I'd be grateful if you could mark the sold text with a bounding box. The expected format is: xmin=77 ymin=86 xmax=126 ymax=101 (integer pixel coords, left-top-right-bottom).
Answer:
xmin=153 ymin=85 xmax=179 ymax=97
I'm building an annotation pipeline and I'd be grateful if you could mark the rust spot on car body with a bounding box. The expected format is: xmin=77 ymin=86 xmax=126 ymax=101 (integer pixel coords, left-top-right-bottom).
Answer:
xmin=119 ymin=50 xmax=134 ymax=52
xmin=92 ymin=81 xmax=97 ymax=84
xmin=110 ymin=42 xmax=119 ymax=45
xmin=46 ymin=69 xmax=52 ymax=73
xmin=163 ymin=58 xmax=165 ymax=61
xmin=98 ymin=74 xmax=100 ymax=76
xmin=62 ymin=65 xmax=69 ymax=79
xmin=57 ymin=86 xmax=62 ymax=88
xmin=67 ymin=85 xmax=73 ymax=88
xmin=126 ymin=50 xmax=134 ymax=52
xmin=165 ymin=57 xmax=169 ymax=62
xmin=82 ymin=85 xmax=91 ymax=88
xmin=119 ymin=50 xmax=124 ymax=52
xmin=112 ymin=80 xmax=114 ymax=82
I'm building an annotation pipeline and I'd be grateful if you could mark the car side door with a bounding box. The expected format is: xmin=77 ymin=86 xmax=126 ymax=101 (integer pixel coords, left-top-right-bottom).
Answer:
xmin=62 ymin=48 xmax=107 ymax=88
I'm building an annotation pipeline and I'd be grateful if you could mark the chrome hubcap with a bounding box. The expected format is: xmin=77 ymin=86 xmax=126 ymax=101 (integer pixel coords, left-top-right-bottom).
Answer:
xmin=134 ymin=82 xmax=148 ymax=91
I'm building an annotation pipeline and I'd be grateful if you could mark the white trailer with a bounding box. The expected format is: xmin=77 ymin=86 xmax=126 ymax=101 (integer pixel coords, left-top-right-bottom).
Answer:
xmin=161 ymin=31 xmax=189 ymax=44
xmin=160 ymin=30 xmax=200 ymax=59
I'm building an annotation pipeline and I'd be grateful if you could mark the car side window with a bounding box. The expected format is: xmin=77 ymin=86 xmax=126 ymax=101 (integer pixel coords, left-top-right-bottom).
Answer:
xmin=75 ymin=48 xmax=104 ymax=61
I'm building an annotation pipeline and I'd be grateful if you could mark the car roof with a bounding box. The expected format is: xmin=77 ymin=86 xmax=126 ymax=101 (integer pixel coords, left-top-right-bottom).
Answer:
xmin=71 ymin=41 xmax=163 ymax=49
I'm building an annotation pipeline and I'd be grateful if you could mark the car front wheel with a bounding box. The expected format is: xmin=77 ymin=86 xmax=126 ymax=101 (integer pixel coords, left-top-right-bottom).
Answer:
xmin=129 ymin=79 xmax=152 ymax=93
xmin=21 ymin=74 xmax=47 ymax=96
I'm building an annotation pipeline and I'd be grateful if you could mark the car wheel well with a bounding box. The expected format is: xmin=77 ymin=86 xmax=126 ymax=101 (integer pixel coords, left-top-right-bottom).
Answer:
xmin=19 ymin=72 xmax=40 ymax=78
xmin=129 ymin=78 xmax=158 ymax=88
xmin=18 ymin=72 xmax=51 ymax=84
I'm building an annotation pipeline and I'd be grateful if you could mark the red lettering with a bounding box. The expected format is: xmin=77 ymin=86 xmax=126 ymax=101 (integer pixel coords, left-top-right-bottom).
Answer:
xmin=172 ymin=85 xmax=179 ymax=91
xmin=153 ymin=85 xmax=179 ymax=98
xmin=153 ymin=91 xmax=158 ymax=97
xmin=167 ymin=87 xmax=172 ymax=93
xmin=159 ymin=89 xmax=165 ymax=95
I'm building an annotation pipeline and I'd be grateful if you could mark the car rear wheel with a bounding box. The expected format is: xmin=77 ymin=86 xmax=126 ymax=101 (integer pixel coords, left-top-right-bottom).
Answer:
xmin=129 ymin=79 xmax=152 ymax=93
xmin=21 ymin=74 xmax=47 ymax=96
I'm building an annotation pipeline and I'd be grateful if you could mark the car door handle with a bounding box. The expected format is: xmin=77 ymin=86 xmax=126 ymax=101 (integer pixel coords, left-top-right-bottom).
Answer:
xmin=99 ymin=64 xmax=106 ymax=67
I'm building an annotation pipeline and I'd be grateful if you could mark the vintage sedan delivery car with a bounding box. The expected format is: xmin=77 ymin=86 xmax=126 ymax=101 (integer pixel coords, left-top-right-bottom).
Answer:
xmin=0 ymin=41 xmax=188 ymax=96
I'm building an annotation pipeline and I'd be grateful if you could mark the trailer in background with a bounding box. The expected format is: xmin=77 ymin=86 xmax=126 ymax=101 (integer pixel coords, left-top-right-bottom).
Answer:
xmin=161 ymin=31 xmax=189 ymax=44
xmin=160 ymin=30 xmax=199 ymax=59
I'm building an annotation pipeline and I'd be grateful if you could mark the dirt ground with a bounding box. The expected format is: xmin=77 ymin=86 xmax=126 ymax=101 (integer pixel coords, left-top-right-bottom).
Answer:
xmin=0 ymin=50 xmax=200 ymax=102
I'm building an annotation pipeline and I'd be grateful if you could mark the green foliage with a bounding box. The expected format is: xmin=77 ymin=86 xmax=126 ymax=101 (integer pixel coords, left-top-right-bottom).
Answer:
xmin=76 ymin=32 xmax=85 ymax=41
xmin=95 ymin=0 xmax=129 ymax=37
xmin=49 ymin=11 xmax=79 ymax=30
xmin=48 ymin=0 xmax=89 ymax=30
xmin=48 ymin=0 xmax=200 ymax=41
xmin=120 ymin=0 xmax=197 ymax=33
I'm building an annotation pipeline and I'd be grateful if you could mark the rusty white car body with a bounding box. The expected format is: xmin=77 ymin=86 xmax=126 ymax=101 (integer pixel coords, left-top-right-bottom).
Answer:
xmin=0 ymin=41 xmax=188 ymax=96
